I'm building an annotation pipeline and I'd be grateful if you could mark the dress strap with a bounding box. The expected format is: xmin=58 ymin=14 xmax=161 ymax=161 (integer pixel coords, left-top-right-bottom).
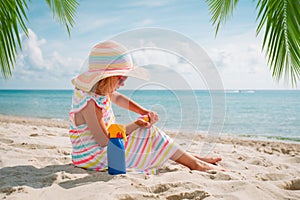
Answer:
xmin=70 ymin=88 xmax=109 ymax=114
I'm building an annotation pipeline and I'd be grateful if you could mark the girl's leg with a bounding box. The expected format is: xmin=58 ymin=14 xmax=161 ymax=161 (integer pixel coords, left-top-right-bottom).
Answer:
xmin=171 ymin=149 xmax=226 ymax=172
xmin=192 ymin=154 xmax=222 ymax=164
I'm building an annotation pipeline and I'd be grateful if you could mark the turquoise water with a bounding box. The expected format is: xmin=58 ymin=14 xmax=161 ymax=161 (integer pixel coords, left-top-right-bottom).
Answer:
xmin=0 ymin=90 xmax=299 ymax=140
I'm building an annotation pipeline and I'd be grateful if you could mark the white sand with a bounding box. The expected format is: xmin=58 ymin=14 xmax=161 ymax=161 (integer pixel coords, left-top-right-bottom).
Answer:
xmin=0 ymin=114 xmax=299 ymax=200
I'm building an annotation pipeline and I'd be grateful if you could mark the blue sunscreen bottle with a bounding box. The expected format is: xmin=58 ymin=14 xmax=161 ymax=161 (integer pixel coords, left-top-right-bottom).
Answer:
xmin=107 ymin=124 xmax=127 ymax=175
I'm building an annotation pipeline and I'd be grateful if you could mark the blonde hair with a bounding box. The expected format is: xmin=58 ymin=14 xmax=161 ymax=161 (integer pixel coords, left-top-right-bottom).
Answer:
xmin=90 ymin=76 xmax=118 ymax=95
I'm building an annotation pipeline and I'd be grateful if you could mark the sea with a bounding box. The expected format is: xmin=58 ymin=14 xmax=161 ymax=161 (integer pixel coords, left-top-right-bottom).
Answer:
xmin=0 ymin=89 xmax=299 ymax=141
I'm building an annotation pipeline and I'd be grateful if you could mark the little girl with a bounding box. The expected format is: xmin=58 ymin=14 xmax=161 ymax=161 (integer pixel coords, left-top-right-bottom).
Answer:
xmin=69 ymin=40 xmax=225 ymax=174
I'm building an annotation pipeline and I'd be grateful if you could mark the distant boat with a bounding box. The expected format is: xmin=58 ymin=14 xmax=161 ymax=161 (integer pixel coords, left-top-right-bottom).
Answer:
xmin=225 ymin=90 xmax=240 ymax=93
xmin=244 ymin=90 xmax=255 ymax=93
xmin=225 ymin=90 xmax=255 ymax=94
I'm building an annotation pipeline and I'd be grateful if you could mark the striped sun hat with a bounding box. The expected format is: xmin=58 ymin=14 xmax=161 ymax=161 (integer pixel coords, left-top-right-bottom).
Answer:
xmin=72 ymin=40 xmax=150 ymax=91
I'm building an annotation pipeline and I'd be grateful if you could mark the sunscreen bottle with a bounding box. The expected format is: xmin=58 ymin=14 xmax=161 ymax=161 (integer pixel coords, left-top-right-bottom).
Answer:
xmin=107 ymin=124 xmax=127 ymax=175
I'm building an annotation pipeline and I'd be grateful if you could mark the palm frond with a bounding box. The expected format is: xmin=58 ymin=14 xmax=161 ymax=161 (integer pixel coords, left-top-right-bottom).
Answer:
xmin=0 ymin=0 xmax=78 ymax=79
xmin=0 ymin=0 xmax=28 ymax=78
xmin=256 ymin=0 xmax=300 ymax=85
xmin=206 ymin=0 xmax=239 ymax=36
xmin=45 ymin=0 xmax=79 ymax=36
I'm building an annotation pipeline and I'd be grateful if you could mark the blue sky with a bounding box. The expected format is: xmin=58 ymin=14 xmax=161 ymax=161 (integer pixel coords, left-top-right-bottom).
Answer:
xmin=0 ymin=0 xmax=295 ymax=90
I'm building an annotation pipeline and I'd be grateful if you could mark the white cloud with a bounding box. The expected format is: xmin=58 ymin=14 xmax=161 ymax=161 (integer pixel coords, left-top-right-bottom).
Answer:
xmin=6 ymin=29 xmax=83 ymax=88
xmin=206 ymin=30 xmax=291 ymax=89
xmin=132 ymin=49 xmax=178 ymax=67
xmin=24 ymin=29 xmax=46 ymax=69
xmin=130 ymin=49 xmax=207 ymax=89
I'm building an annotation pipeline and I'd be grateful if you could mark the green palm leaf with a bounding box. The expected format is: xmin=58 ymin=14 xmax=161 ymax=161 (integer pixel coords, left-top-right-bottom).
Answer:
xmin=0 ymin=0 xmax=28 ymax=78
xmin=0 ymin=0 xmax=78 ymax=79
xmin=206 ymin=0 xmax=239 ymax=36
xmin=206 ymin=0 xmax=300 ymax=86
xmin=256 ymin=0 xmax=300 ymax=86
xmin=45 ymin=0 xmax=78 ymax=36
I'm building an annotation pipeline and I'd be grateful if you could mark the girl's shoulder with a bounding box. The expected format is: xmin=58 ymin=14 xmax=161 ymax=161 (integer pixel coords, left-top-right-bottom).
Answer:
xmin=71 ymin=89 xmax=109 ymax=112
xmin=74 ymin=88 xmax=107 ymax=99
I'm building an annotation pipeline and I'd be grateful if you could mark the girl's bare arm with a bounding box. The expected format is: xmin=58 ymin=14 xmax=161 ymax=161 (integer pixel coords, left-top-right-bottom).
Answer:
xmin=111 ymin=92 xmax=149 ymax=115
xmin=80 ymin=100 xmax=109 ymax=147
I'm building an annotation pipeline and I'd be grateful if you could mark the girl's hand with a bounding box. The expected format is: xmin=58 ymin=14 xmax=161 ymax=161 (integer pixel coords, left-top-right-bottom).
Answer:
xmin=147 ymin=111 xmax=158 ymax=125
xmin=135 ymin=118 xmax=151 ymax=128
xmin=135 ymin=111 xmax=158 ymax=128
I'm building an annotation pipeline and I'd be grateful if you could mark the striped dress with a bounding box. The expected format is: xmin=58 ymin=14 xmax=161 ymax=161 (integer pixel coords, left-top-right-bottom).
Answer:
xmin=69 ymin=88 xmax=180 ymax=174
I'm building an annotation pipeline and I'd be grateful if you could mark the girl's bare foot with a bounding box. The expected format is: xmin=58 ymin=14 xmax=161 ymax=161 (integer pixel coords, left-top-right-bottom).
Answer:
xmin=172 ymin=150 xmax=226 ymax=172
xmin=192 ymin=154 xmax=222 ymax=165
xmin=193 ymin=160 xmax=226 ymax=172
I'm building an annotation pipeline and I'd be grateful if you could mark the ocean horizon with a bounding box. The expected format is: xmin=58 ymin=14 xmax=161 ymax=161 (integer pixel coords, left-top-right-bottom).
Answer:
xmin=0 ymin=89 xmax=299 ymax=141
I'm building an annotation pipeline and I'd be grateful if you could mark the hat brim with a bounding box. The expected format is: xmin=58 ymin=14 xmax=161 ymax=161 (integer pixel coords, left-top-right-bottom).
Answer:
xmin=72 ymin=67 xmax=150 ymax=92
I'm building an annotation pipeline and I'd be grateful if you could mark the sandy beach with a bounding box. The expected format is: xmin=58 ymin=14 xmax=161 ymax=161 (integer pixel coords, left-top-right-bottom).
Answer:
xmin=0 ymin=114 xmax=299 ymax=200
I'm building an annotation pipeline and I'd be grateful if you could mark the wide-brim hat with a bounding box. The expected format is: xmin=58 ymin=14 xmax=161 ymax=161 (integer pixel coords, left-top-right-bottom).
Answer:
xmin=72 ymin=40 xmax=150 ymax=91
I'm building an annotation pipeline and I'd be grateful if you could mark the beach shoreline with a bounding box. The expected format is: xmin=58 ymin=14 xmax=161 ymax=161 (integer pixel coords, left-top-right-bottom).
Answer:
xmin=0 ymin=114 xmax=300 ymax=199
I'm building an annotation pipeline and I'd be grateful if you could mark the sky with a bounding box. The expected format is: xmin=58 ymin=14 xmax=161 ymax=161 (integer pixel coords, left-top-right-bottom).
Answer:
xmin=0 ymin=0 xmax=297 ymax=90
